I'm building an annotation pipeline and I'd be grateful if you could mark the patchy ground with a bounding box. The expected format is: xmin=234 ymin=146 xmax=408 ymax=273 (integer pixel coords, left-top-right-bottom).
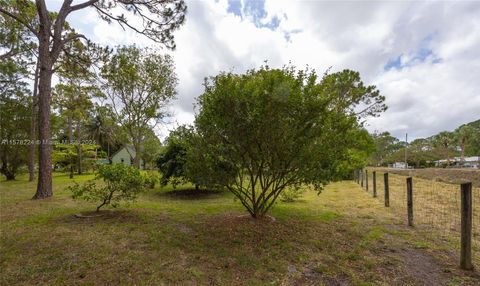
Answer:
xmin=1 ymin=173 xmax=479 ymax=285
xmin=373 ymin=167 xmax=480 ymax=186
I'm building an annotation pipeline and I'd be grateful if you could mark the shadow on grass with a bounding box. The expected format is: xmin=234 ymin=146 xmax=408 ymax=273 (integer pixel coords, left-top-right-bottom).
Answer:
xmin=57 ymin=209 xmax=154 ymax=225
xmin=158 ymin=188 xmax=227 ymax=200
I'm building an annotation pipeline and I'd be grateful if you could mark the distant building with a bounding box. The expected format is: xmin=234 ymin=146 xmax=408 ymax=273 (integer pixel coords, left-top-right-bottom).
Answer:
xmin=389 ymin=162 xmax=408 ymax=169
xmin=434 ymin=156 xmax=480 ymax=168
xmin=111 ymin=145 xmax=144 ymax=169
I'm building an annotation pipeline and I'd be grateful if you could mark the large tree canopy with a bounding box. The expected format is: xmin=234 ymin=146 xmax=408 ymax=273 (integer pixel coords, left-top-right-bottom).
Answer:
xmin=192 ymin=66 xmax=386 ymax=218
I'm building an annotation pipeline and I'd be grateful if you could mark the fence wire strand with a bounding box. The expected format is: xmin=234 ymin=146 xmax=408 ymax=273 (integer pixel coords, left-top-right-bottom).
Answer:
xmin=359 ymin=169 xmax=480 ymax=266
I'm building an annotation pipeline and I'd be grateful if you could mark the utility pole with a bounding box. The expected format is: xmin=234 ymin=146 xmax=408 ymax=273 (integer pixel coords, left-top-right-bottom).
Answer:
xmin=405 ymin=133 xmax=408 ymax=169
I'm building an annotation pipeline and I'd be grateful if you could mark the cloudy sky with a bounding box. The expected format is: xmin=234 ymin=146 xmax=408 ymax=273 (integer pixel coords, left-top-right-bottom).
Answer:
xmin=58 ymin=0 xmax=480 ymax=141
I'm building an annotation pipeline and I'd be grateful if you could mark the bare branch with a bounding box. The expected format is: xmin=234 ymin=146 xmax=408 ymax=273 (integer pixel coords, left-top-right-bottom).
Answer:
xmin=68 ymin=0 xmax=99 ymax=12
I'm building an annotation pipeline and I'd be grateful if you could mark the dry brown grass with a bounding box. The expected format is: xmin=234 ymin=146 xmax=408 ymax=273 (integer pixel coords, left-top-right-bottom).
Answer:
xmin=2 ymin=173 xmax=480 ymax=285
xmin=373 ymin=167 xmax=480 ymax=186
xmin=366 ymin=168 xmax=480 ymax=266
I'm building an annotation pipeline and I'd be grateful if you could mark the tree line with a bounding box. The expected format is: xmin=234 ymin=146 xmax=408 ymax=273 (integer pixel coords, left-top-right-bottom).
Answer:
xmin=2 ymin=0 xmax=389 ymax=219
xmin=0 ymin=0 xmax=186 ymax=198
xmin=369 ymin=121 xmax=480 ymax=168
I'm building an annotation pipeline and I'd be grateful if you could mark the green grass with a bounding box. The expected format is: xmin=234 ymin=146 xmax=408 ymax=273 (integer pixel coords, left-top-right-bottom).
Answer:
xmin=1 ymin=173 xmax=478 ymax=285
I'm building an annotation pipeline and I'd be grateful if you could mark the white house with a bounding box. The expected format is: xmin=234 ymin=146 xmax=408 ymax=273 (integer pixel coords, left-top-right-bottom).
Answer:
xmin=111 ymin=146 xmax=144 ymax=169
xmin=389 ymin=162 xmax=408 ymax=169
xmin=434 ymin=156 xmax=480 ymax=168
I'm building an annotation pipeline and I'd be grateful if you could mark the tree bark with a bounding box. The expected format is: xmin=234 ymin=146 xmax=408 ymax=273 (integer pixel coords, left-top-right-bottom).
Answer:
xmin=77 ymin=121 xmax=82 ymax=174
xmin=33 ymin=65 xmax=53 ymax=199
xmin=32 ymin=10 xmax=53 ymax=199
xmin=1 ymin=158 xmax=17 ymax=180
xmin=68 ymin=114 xmax=74 ymax=178
xmin=2 ymin=168 xmax=16 ymax=180
xmin=28 ymin=61 xmax=39 ymax=182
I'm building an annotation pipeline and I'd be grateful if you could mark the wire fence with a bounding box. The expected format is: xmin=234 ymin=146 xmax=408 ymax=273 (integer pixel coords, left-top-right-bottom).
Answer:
xmin=355 ymin=168 xmax=480 ymax=268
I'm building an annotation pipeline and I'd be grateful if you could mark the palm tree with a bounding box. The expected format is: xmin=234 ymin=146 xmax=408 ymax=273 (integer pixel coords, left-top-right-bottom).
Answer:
xmin=435 ymin=131 xmax=454 ymax=166
xmin=84 ymin=106 xmax=117 ymax=160
xmin=455 ymin=125 xmax=476 ymax=163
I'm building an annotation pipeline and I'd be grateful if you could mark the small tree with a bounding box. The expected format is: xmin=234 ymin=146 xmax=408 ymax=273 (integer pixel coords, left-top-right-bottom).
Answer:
xmin=156 ymin=125 xmax=223 ymax=190
xmin=156 ymin=126 xmax=189 ymax=188
xmin=194 ymin=66 xmax=386 ymax=218
xmin=369 ymin=131 xmax=402 ymax=166
xmin=102 ymin=46 xmax=178 ymax=168
xmin=69 ymin=164 xmax=144 ymax=212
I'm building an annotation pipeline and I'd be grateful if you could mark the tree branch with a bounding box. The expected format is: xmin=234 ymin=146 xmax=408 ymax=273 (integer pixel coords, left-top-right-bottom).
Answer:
xmin=0 ymin=7 xmax=37 ymax=36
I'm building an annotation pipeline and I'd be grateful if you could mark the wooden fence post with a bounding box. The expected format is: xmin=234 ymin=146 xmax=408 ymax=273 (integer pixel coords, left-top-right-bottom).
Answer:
xmin=373 ymin=171 xmax=377 ymax=198
xmin=361 ymin=170 xmax=364 ymax=188
xmin=407 ymin=177 xmax=413 ymax=226
xmin=384 ymin=173 xmax=389 ymax=207
xmin=365 ymin=170 xmax=369 ymax=192
xmin=460 ymin=182 xmax=473 ymax=270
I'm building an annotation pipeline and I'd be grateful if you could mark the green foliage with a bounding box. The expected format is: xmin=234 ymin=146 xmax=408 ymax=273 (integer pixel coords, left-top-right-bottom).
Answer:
xmin=369 ymin=131 xmax=402 ymax=166
xmin=53 ymin=83 xmax=97 ymax=123
xmin=84 ymin=104 xmax=120 ymax=158
xmin=455 ymin=125 xmax=478 ymax=159
xmin=0 ymin=91 xmax=31 ymax=180
xmin=143 ymin=171 xmax=159 ymax=189
xmin=193 ymin=65 xmax=386 ymax=218
xmin=156 ymin=125 xmax=219 ymax=189
xmin=140 ymin=129 xmax=163 ymax=168
xmin=279 ymin=185 xmax=308 ymax=203
xmin=336 ymin=128 xmax=375 ymax=179
xmin=0 ymin=0 xmax=37 ymax=97
xmin=372 ymin=118 xmax=480 ymax=168
xmin=52 ymin=143 xmax=100 ymax=171
xmin=69 ymin=164 xmax=145 ymax=211
xmin=156 ymin=126 xmax=189 ymax=188
xmin=101 ymin=45 xmax=178 ymax=167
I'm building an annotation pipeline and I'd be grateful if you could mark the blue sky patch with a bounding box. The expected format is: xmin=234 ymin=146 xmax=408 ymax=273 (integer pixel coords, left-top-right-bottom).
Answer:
xmin=384 ymin=34 xmax=442 ymax=71
xmin=384 ymin=55 xmax=403 ymax=70
xmin=227 ymin=0 xmax=280 ymax=30
xmin=227 ymin=0 xmax=242 ymax=18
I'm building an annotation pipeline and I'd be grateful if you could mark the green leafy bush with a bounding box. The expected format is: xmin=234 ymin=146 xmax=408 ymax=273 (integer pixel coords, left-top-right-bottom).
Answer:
xmin=192 ymin=66 xmax=385 ymax=218
xmin=143 ymin=172 xmax=159 ymax=189
xmin=69 ymin=164 xmax=145 ymax=212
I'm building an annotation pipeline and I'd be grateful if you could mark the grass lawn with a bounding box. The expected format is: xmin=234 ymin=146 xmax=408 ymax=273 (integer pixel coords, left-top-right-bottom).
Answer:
xmin=1 ymin=173 xmax=479 ymax=285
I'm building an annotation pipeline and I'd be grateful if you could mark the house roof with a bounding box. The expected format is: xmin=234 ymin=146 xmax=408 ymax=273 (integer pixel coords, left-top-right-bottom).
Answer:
xmin=111 ymin=145 xmax=136 ymax=159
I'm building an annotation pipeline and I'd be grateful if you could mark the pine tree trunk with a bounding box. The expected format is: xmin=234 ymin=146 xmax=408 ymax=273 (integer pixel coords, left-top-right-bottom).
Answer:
xmin=68 ymin=114 xmax=74 ymax=178
xmin=77 ymin=121 xmax=82 ymax=174
xmin=68 ymin=115 xmax=73 ymax=144
xmin=28 ymin=61 xmax=39 ymax=182
xmin=32 ymin=23 xmax=53 ymax=200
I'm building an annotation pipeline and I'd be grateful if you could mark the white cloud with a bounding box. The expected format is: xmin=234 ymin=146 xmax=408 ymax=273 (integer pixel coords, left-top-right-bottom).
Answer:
xmin=59 ymin=0 xmax=480 ymax=141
